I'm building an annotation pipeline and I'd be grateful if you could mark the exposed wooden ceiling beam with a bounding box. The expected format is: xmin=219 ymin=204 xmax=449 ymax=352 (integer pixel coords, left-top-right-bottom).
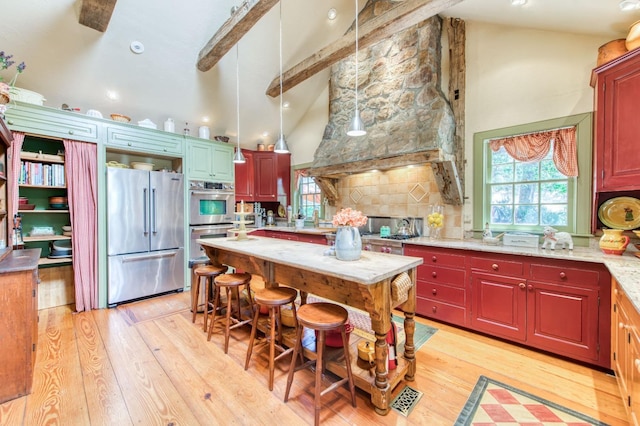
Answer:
xmin=197 ymin=0 xmax=279 ymax=72
xmin=78 ymin=0 xmax=118 ymax=32
xmin=265 ymin=0 xmax=464 ymax=97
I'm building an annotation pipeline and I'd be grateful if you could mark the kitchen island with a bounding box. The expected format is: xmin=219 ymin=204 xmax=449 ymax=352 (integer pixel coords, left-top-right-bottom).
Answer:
xmin=198 ymin=236 xmax=423 ymax=415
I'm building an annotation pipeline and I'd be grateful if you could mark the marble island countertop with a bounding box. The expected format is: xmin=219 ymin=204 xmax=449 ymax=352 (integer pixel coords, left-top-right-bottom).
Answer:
xmin=198 ymin=236 xmax=422 ymax=285
xmin=407 ymin=237 xmax=640 ymax=312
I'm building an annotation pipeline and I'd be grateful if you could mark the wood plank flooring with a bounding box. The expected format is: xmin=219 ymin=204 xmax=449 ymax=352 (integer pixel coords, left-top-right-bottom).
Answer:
xmin=0 ymin=290 xmax=629 ymax=425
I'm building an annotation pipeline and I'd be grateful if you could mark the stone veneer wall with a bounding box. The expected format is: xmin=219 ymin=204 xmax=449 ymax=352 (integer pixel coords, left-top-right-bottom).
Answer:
xmin=323 ymin=164 xmax=463 ymax=239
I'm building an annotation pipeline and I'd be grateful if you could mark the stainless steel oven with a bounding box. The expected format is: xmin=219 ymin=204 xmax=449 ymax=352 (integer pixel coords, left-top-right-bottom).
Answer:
xmin=189 ymin=180 xmax=235 ymax=225
xmin=189 ymin=223 xmax=234 ymax=261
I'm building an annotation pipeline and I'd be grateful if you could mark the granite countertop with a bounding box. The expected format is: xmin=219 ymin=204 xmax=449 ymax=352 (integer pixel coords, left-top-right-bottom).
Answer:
xmin=406 ymin=237 xmax=640 ymax=312
xmin=198 ymin=236 xmax=422 ymax=285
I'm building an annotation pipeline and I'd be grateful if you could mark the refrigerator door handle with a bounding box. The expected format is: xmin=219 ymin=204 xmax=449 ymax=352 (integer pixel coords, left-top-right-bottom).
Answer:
xmin=143 ymin=188 xmax=149 ymax=234
xmin=120 ymin=251 xmax=179 ymax=263
xmin=152 ymin=187 xmax=157 ymax=234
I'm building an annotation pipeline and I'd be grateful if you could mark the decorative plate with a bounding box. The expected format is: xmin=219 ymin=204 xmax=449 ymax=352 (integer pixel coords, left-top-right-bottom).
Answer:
xmin=598 ymin=196 xmax=640 ymax=230
xmin=277 ymin=204 xmax=286 ymax=218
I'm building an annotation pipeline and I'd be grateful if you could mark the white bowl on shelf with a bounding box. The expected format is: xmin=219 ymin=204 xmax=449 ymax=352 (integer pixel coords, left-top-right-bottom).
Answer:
xmin=131 ymin=162 xmax=154 ymax=171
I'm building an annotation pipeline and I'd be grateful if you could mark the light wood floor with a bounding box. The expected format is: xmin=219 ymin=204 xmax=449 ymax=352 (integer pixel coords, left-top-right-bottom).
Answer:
xmin=0 ymin=290 xmax=629 ymax=425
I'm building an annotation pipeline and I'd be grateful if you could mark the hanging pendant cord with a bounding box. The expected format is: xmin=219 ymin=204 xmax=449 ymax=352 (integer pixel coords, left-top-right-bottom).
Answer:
xmin=354 ymin=0 xmax=359 ymax=113
xmin=279 ymin=0 xmax=284 ymax=138
xmin=236 ymin=44 xmax=240 ymax=148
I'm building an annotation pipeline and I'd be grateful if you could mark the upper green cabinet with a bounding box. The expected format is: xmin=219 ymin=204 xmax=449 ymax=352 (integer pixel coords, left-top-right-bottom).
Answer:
xmin=186 ymin=139 xmax=234 ymax=182
xmin=5 ymin=102 xmax=100 ymax=144
xmin=105 ymin=124 xmax=183 ymax=156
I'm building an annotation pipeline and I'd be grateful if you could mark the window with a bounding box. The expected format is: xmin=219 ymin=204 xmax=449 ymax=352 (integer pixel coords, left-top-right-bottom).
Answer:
xmin=473 ymin=113 xmax=593 ymax=237
xmin=298 ymin=175 xmax=322 ymax=219
xmin=486 ymin=143 xmax=573 ymax=231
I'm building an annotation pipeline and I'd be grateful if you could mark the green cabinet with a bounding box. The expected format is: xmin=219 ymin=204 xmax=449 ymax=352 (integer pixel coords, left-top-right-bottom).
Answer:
xmin=5 ymin=102 xmax=100 ymax=144
xmin=186 ymin=139 xmax=234 ymax=182
xmin=105 ymin=124 xmax=184 ymax=156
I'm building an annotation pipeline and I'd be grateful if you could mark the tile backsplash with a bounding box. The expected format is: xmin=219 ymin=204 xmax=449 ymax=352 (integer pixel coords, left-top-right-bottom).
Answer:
xmin=324 ymin=165 xmax=463 ymax=239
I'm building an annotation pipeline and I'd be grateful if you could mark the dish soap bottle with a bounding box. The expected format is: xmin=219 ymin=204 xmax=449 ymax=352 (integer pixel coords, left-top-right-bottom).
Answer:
xmin=482 ymin=222 xmax=492 ymax=238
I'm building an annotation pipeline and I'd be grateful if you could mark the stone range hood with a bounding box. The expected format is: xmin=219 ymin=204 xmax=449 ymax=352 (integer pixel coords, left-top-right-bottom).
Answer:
xmin=308 ymin=12 xmax=462 ymax=206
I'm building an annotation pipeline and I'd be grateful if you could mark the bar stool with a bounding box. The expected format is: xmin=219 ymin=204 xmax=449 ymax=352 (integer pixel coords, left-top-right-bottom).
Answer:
xmin=207 ymin=272 xmax=253 ymax=354
xmin=192 ymin=264 xmax=228 ymax=331
xmin=284 ymin=302 xmax=356 ymax=425
xmin=245 ymin=286 xmax=300 ymax=391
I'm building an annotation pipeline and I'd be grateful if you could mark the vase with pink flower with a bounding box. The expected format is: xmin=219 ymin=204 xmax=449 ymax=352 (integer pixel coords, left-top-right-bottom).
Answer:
xmin=332 ymin=207 xmax=368 ymax=261
xmin=0 ymin=51 xmax=26 ymax=106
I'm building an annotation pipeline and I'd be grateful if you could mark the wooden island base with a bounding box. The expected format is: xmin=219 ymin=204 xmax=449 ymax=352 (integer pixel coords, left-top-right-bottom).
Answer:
xmin=200 ymin=237 xmax=422 ymax=415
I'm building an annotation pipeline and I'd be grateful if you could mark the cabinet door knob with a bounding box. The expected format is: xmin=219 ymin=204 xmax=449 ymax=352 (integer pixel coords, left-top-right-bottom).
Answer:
xmin=492 ymin=263 xmax=499 ymax=270
xmin=431 ymin=256 xmax=437 ymax=262
xmin=128 ymin=142 xmax=132 ymax=146
xmin=519 ymin=282 xmax=526 ymax=289
xmin=527 ymin=284 xmax=533 ymax=291
xmin=7 ymin=119 xmax=13 ymax=125
xmin=432 ymin=306 xmax=437 ymax=313
xmin=68 ymin=130 xmax=74 ymax=135
xmin=432 ymin=288 xmax=437 ymax=295
xmin=635 ymin=359 xmax=640 ymax=373
xmin=559 ymin=272 xmax=566 ymax=279
xmin=432 ymin=271 xmax=437 ymax=278
xmin=619 ymin=322 xmax=626 ymax=330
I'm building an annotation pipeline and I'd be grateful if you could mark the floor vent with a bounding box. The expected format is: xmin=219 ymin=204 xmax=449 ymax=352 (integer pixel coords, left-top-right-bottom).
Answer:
xmin=390 ymin=385 xmax=423 ymax=417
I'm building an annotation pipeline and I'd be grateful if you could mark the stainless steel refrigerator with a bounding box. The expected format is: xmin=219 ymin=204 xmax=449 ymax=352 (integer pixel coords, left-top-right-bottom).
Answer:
xmin=107 ymin=168 xmax=185 ymax=306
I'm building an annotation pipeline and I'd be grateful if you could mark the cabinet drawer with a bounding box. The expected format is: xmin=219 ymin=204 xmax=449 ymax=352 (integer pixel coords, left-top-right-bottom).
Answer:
xmin=417 ymin=282 xmax=465 ymax=306
xmin=6 ymin=104 xmax=100 ymax=143
xmin=417 ymin=297 xmax=466 ymax=326
xmin=106 ymin=125 xmax=183 ymax=156
xmin=530 ymin=264 xmax=599 ymax=287
xmin=417 ymin=264 xmax=466 ymax=288
xmin=469 ymin=257 xmax=524 ymax=276
xmin=405 ymin=246 xmax=466 ymax=269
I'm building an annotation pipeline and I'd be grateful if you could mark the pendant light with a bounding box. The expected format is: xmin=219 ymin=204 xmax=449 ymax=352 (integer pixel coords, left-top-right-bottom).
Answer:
xmin=233 ymin=43 xmax=246 ymax=163
xmin=347 ymin=0 xmax=366 ymax=137
xmin=274 ymin=0 xmax=290 ymax=154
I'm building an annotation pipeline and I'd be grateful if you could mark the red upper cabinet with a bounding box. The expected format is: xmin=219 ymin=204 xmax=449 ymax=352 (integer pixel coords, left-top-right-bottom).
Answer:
xmin=234 ymin=149 xmax=254 ymax=201
xmin=593 ymin=48 xmax=640 ymax=192
xmin=234 ymin=150 xmax=290 ymax=205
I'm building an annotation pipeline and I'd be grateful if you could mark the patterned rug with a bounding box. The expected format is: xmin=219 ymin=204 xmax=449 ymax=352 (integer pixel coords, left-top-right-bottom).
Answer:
xmin=455 ymin=376 xmax=609 ymax=426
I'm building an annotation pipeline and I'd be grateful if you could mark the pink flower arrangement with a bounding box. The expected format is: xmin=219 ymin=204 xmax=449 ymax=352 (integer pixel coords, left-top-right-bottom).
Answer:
xmin=332 ymin=207 xmax=368 ymax=227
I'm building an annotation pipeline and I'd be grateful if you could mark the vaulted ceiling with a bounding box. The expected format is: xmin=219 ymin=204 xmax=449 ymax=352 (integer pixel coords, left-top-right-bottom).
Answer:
xmin=1 ymin=0 xmax=636 ymax=150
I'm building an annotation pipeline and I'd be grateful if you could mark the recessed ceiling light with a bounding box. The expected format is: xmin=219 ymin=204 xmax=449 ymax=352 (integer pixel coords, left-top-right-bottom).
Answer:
xmin=130 ymin=41 xmax=144 ymax=54
xmin=283 ymin=101 xmax=290 ymax=108
xmin=327 ymin=8 xmax=337 ymax=20
xmin=620 ymin=0 xmax=640 ymax=11
xmin=511 ymin=0 xmax=527 ymax=6
xmin=106 ymin=90 xmax=119 ymax=101
xmin=202 ymin=116 xmax=210 ymax=123
xmin=262 ymin=131 xmax=269 ymax=137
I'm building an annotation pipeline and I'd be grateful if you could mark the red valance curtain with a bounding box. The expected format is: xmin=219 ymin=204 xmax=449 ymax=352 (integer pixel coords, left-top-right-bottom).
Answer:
xmin=63 ymin=139 xmax=98 ymax=312
xmin=489 ymin=126 xmax=578 ymax=177
xmin=294 ymin=168 xmax=309 ymax=189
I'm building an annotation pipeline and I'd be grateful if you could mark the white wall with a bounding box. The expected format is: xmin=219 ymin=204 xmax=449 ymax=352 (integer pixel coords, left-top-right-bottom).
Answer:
xmin=286 ymin=85 xmax=330 ymax=166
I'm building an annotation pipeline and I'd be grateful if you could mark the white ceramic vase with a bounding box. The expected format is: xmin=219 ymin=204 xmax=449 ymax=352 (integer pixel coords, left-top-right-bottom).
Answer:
xmin=334 ymin=226 xmax=362 ymax=261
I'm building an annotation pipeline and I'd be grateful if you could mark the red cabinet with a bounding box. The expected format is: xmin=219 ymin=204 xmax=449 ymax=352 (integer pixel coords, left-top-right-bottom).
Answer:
xmin=404 ymin=245 xmax=468 ymax=327
xmin=593 ymin=48 xmax=640 ymax=192
xmin=235 ymin=150 xmax=291 ymax=205
xmin=405 ymin=244 xmax=611 ymax=368
xmin=592 ymin=49 xmax=640 ymax=231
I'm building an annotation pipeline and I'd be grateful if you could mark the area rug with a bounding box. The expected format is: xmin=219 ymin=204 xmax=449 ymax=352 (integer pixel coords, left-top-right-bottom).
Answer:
xmin=454 ymin=376 xmax=609 ymax=426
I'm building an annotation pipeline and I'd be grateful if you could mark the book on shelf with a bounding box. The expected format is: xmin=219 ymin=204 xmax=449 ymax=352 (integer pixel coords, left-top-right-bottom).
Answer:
xmin=18 ymin=161 xmax=65 ymax=186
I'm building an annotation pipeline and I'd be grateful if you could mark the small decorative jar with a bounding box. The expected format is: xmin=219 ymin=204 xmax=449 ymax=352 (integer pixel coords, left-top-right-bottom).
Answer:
xmin=334 ymin=226 xmax=362 ymax=261
xmin=599 ymin=228 xmax=630 ymax=255
xmin=0 ymin=83 xmax=10 ymax=105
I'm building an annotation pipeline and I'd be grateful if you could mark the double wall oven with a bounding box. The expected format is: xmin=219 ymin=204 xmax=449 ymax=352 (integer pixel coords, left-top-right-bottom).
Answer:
xmin=188 ymin=180 xmax=235 ymax=261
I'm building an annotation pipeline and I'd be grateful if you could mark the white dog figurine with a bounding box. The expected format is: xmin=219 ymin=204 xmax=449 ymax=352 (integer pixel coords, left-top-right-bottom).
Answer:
xmin=541 ymin=226 xmax=573 ymax=250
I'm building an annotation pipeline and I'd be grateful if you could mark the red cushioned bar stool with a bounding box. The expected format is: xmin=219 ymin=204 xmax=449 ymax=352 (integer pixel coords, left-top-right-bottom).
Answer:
xmin=284 ymin=302 xmax=356 ymax=426
xmin=192 ymin=264 xmax=228 ymax=331
xmin=244 ymin=286 xmax=301 ymax=391
xmin=207 ymin=272 xmax=254 ymax=354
